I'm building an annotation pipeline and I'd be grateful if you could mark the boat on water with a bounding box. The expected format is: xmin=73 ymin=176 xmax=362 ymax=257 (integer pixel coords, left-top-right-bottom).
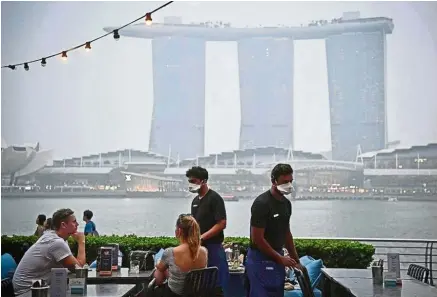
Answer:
xmin=387 ymin=197 xmax=398 ymax=202
xmin=222 ymin=195 xmax=239 ymax=202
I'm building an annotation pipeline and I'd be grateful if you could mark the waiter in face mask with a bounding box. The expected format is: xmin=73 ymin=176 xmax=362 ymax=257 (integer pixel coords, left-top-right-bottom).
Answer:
xmin=246 ymin=163 xmax=302 ymax=297
xmin=186 ymin=166 xmax=230 ymax=296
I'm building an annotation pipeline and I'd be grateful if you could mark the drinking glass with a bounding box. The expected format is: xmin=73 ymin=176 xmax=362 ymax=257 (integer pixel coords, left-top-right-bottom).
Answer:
xmin=130 ymin=260 xmax=140 ymax=274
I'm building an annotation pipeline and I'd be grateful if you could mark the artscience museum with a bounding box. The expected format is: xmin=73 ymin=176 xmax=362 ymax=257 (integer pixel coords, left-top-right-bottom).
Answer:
xmin=1 ymin=139 xmax=54 ymax=185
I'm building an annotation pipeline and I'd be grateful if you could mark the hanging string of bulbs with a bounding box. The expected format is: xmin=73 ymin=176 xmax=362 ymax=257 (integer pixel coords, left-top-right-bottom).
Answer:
xmin=1 ymin=1 xmax=173 ymax=71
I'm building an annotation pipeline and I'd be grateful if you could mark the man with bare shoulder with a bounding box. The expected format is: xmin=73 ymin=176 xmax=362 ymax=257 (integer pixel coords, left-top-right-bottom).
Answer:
xmin=13 ymin=208 xmax=86 ymax=295
xmin=245 ymin=164 xmax=302 ymax=297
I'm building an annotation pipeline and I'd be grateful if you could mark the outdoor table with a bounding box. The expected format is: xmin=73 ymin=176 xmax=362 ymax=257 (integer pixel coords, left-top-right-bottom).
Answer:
xmin=85 ymin=268 xmax=153 ymax=285
xmin=321 ymin=268 xmax=437 ymax=297
xmin=17 ymin=284 xmax=135 ymax=297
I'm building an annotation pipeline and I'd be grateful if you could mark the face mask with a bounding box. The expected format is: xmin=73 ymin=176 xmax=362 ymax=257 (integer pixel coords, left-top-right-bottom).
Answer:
xmin=276 ymin=182 xmax=293 ymax=195
xmin=188 ymin=183 xmax=201 ymax=193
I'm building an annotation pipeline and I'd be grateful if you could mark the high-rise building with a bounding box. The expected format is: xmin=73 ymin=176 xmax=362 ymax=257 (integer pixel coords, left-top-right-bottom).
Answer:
xmin=326 ymin=31 xmax=387 ymax=161
xmin=238 ymin=38 xmax=294 ymax=150
xmin=149 ymin=37 xmax=206 ymax=160
xmin=105 ymin=15 xmax=393 ymax=160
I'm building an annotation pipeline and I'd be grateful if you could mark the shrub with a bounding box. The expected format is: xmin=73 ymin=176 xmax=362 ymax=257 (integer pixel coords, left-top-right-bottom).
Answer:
xmin=1 ymin=235 xmax=374 ymax=269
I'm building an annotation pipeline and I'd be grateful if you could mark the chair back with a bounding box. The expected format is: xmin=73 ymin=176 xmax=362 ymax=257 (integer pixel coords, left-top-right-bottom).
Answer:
xmin=407 ymin=264 xmax=430 ymax=284
xmin=1 ymin=277 xmax=15 ymax=297
xmin=183 ymin=267 xmax=218 ymax=297
xmin=294 ymin=266 xmax=316 ymax=297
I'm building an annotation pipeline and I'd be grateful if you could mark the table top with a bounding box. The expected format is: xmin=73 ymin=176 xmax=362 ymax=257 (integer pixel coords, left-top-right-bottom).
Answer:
xmin=337 ymin=277 xmax=437 ymax=297
xmin=322 ymin=268 xmax=376 ymax=279
xmin=18 ymin=284 xmax=135 ymax=297
xmin=86 ymin=268 xmax=153 ymax=280
xmin=322 ymin=268 xmax=437 ymax=297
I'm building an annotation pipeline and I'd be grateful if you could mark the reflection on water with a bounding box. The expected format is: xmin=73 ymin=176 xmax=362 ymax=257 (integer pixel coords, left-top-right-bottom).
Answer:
xmin=1 ymin=198 xmax=436 ymax=239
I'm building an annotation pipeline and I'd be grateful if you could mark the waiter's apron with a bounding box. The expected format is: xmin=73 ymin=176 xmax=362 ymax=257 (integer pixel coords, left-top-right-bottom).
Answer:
xmin=245 ymin=248 xmax=285 ymax=297
xmin=204 ymin=243 xmax=230 ymax=296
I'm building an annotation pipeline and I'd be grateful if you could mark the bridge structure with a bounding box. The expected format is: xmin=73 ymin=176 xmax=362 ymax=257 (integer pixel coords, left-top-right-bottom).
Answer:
xmin=163 ymin=159 xmax=364 ymax=176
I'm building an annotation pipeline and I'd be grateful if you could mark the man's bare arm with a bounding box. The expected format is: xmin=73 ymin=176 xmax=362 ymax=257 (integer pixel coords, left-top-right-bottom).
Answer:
xmin=285 ymin=228 xmax=300 ymax=264
xmin=201 ymin=220 xmax=226 ymax=241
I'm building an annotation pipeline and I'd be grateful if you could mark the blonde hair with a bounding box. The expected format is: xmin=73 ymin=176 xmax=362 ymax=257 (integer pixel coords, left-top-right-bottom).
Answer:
xmin=177 ymin=214 xmax=201 ymax=261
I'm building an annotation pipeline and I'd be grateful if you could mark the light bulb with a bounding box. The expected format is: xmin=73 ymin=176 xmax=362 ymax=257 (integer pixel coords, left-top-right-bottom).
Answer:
xmin=145 ymin=13 xmax=152 ymax=26
xmin=24 ymin=63 xmax=29 ymax=71
xmin=41 ymin=58 xmax=47 ymax=67
xmin=61 ymin=51 xmax=68 ymax=61
xmin=113 ymin=30 xmax=120 ymax=40
xmin=85 ymin=42 xmax=92 ymax=51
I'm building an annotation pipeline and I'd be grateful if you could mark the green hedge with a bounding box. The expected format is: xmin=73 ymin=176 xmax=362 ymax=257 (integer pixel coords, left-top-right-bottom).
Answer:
xmin=1 ymin=235 xmax=375 ymax=269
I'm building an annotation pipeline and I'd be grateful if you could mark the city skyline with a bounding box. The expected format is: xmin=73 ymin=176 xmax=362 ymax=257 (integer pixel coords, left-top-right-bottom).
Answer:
xmin=2 ymin=2 xmax=436 ymax=159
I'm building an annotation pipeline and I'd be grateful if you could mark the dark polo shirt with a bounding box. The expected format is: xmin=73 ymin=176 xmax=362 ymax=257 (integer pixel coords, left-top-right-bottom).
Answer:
xmin=191 ymin=189 xmax=227 ymax=245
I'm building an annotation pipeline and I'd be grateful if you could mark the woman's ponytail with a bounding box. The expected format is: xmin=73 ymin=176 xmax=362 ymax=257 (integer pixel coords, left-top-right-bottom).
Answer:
xmin=184 ymin=216 xmax=201 ymax=261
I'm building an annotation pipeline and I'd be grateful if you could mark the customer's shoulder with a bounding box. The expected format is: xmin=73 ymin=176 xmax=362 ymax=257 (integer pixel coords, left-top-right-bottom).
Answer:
xmin=200 ymin=246 xmax=208 ymax=255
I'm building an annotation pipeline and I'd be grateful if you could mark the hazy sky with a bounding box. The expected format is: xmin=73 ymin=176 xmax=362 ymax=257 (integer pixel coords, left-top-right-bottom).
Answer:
xmin=1 ymin=1 xmax=437 ymax=159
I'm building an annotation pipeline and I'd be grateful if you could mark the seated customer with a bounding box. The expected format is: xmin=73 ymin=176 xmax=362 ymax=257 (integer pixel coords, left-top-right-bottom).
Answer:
xmin=34 ymin=214 xmax=46 ymax=237
xmin=44 ymin=218 xmax=53 ymax=231
xmin=13 ymin=208 xmax=86 ymax=295
xmin=154 ymin=214 xmax=208 ymax=297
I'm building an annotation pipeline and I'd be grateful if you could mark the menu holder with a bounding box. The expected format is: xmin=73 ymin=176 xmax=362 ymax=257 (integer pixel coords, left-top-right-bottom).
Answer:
xmin=70 ymin=278 xmax=86 ymax=294
xmin=105 ymin=243 xmax=120 ymax=270
xmin=99 ymin=247 xmax=113 ymax=276
xmin=50 ymin=268 xmax=68 ymax=297
xmin=385 ymin=253 xmax=402 ymax=285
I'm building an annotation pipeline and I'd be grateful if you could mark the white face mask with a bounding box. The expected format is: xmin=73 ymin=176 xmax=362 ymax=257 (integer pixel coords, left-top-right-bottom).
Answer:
xmin=276 ymin=182 xmax=293 ymax=195
xmin=188 ymin=183 xmax=201 ymax=193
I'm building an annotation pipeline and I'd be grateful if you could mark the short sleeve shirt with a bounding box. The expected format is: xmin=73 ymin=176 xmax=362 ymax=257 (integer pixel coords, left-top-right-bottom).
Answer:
xmin=191 ymin=189 xmax=227 ymax=244
xmin=250 ymin=190 xmax=292 ymax=251
xmin=12 ymin=231 xmax=72 ymax=295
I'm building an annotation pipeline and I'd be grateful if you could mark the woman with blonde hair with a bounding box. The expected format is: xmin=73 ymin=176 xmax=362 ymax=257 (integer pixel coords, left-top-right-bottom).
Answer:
xmin=154 ymin=214 xmax=208 ymax=297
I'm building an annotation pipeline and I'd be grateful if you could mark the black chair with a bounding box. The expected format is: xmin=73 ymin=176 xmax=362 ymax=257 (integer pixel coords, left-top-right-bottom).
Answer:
xmin=147 ymin=267 xmax=219 ymax=297
xmin=183 ymin=267 xmax=218 ymax=297
xmin=294 ymin=266 xmax=316 ymax=297
xmin=1 ymin=277 xmax=15 ymax=297
xmin=407 ymin=264 xmax=430 ymax=284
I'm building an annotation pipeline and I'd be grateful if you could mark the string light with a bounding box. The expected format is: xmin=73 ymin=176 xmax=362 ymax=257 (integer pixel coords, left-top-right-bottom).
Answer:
xmin=1 ymin=1 xmax=173 ymax=71
xmin=85 ymin=42 xmax=92 ymax=51
xmin=145 ymin=13 xmax=153 ymax=26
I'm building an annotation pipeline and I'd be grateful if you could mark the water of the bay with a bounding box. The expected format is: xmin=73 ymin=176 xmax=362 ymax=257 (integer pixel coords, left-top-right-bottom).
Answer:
xmin=1 ymin=198 xmax=437 ymax=239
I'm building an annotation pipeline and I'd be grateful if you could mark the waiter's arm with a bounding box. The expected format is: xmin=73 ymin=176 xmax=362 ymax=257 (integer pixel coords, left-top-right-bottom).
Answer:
xmin=250 ymin=200 xmax=282 ymax=263
xmin=285 ymin=228 xmax=300 ymax=264
xmin=201 ymin=195 xmax=227 ymax=241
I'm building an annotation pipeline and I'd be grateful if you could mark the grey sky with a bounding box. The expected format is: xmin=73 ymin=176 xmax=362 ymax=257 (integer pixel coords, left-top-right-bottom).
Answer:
xmin=1 ymin=1 xmax=437 ymax=159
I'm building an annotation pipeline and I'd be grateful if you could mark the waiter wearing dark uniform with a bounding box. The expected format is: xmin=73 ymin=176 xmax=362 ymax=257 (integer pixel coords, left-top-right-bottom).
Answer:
xmin=187 ymin=166 xmax=230 ymax=296
xmin=246 ymin=163 xmax=302 ymax=297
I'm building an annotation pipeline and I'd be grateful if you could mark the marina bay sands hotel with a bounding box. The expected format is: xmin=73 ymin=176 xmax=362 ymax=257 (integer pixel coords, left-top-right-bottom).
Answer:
xmin=104 ymin=12 xmax=394 ymax=162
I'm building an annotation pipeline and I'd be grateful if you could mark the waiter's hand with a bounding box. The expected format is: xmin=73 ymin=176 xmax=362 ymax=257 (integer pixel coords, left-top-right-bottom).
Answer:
xmin=295 ymin=262 xmax=304 ymax=271
xmin=279 ymin=255 xmax=297 ymax=267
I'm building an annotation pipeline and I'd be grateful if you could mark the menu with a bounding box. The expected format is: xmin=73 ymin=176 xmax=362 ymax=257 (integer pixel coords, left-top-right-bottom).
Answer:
xmin=106 ymin=243 xmax=120 ymax=270
xmin=387 ymin=253 xmax=401 ymax=279
xmin=99 ymin=247 xmax=113 ymax=276
xmin=50 ymin=268 xmax=68 ymax=297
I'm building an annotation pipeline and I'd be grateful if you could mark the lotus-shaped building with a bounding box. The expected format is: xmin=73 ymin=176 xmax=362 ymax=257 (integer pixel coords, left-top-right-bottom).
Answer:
xmin=1 ymin=139 xmax=53 ymax=183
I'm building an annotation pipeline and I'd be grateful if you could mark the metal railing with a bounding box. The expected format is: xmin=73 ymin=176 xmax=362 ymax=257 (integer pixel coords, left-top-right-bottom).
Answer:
xmin=298 ymin=237 xmax=437 ymax=286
